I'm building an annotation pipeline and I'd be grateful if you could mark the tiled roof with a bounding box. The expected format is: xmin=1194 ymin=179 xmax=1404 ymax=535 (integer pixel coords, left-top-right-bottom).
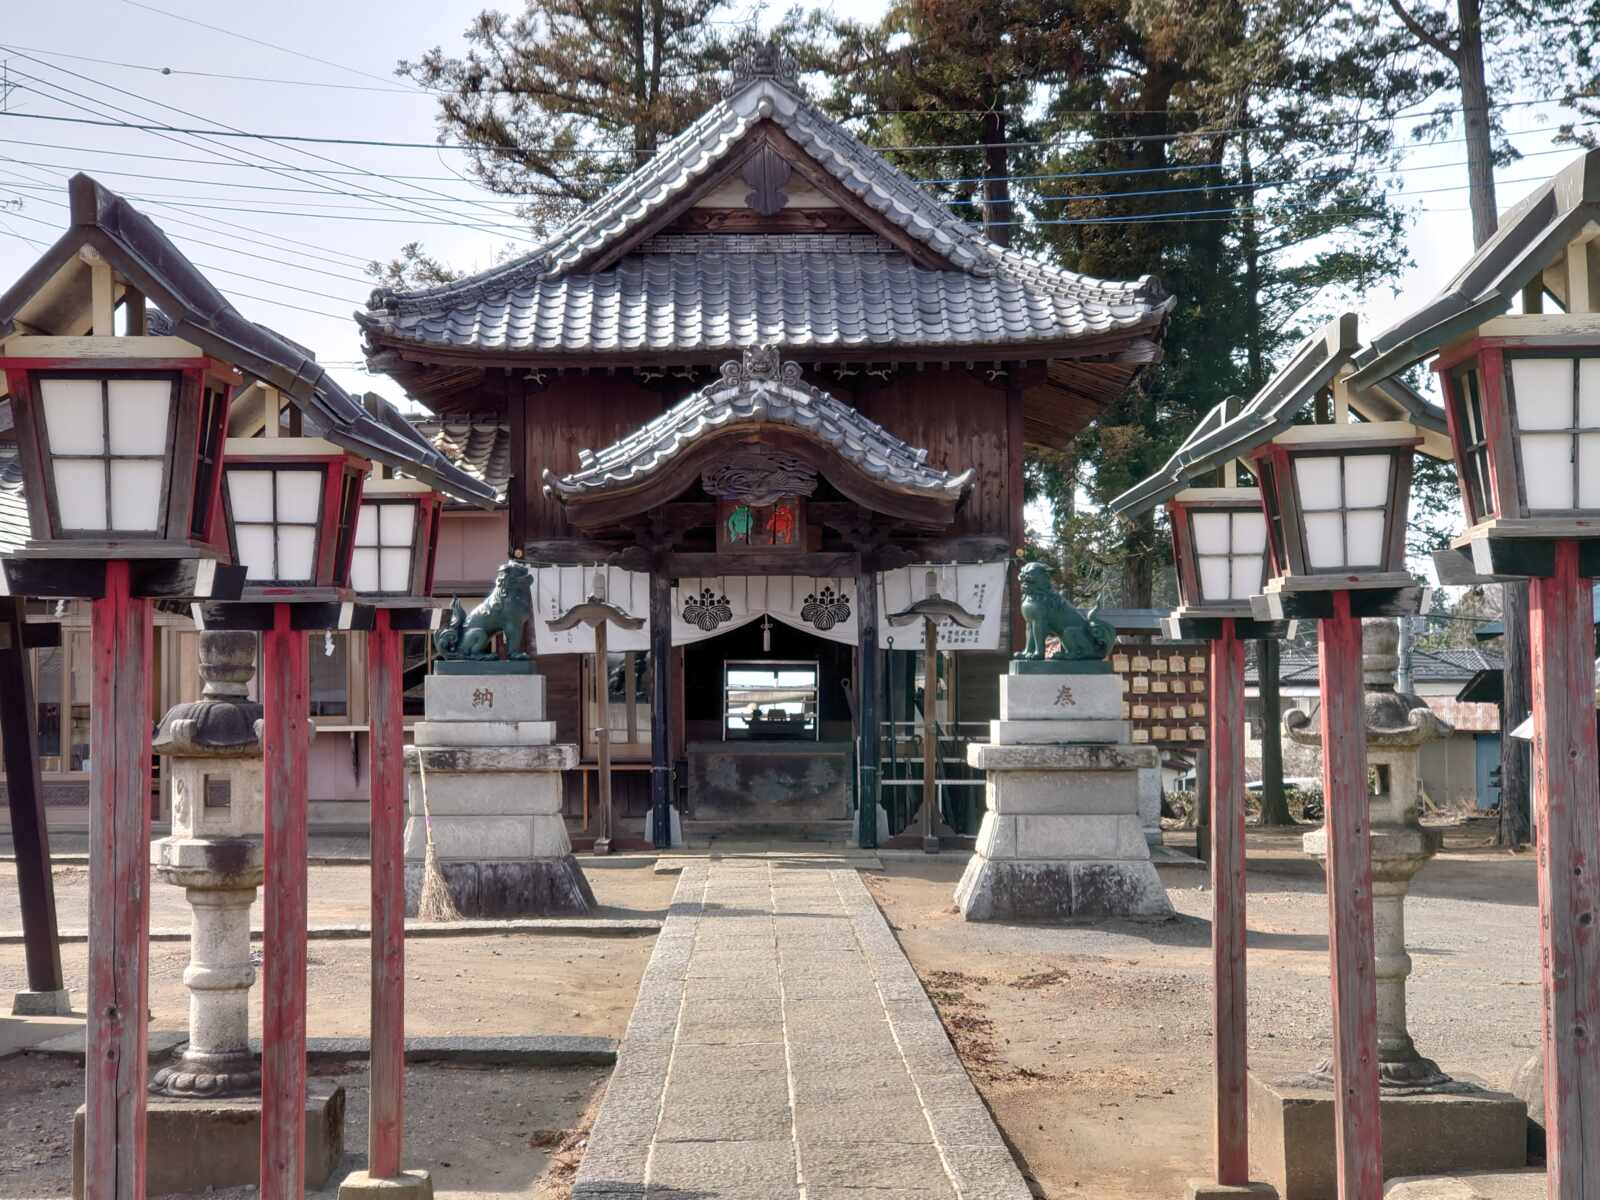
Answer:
xmin=543 ymin=347 xmax=973 ymax=504
xmin=1247 ymin=644 xmax=1504 ymax=687
xmin=412 ymin=413 xmax=512 ymax=507
xmin=361 ymin=72 xmax=1171 ymax=359
xmin=1352 ymin=147 xmax=1600 ymax=387
xmin=0 ymin=444 xmax=30 ymax=555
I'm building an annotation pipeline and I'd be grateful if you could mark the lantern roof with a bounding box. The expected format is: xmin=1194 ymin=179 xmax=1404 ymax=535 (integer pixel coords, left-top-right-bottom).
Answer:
xmin=0 ymin=445 xmax=30 ymax=555
xmin=0 ymin=174 xmax=496 ymax=509
xmin=1351 ymin=147 xmax=1600 ymax=388
xmin=1109 ymin=314 xmax=1448 ymax=517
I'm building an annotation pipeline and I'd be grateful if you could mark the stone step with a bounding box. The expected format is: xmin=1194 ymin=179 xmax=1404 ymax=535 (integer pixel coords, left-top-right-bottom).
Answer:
xmin=681 ymin=818 xmax=856 ymax=845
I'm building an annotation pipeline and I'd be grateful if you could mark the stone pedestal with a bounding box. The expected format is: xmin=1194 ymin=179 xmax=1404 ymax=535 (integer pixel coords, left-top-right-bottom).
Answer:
xmin=12 ymin=988 xmax=72 ymax=1015
xmin=403 ymin=672 xmax=593 ymax=917
xmin=72 ymin=1080 xmax=345 ymax=1198
xmin=956 ymin=673 xmax=1173 ymax=920
xmin=1248 ymin=1074 xmax=1526 ymax=1200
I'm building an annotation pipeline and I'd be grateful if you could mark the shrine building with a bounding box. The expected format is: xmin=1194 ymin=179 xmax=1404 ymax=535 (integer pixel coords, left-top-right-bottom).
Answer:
xmin=357 ymin=49 xmax=1173 ymax=845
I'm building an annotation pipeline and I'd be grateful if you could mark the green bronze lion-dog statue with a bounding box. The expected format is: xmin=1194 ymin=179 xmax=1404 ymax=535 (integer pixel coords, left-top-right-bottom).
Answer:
xmin=434 ymin=560 xmax=536 ymax=660
xmin=1014 ymin=561 xmax=1115 ymax=663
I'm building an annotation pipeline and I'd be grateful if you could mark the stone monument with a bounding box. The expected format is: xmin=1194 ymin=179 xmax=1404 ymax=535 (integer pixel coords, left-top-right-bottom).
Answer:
xmin=71 ymin=631 xmax=344 ymax=1196
xmin=1247 ymin=619 xmax=1526 ymax=1198
xmin=955 ymin=564 xmax=1173 ymax=920
xmin=405 ymin=561 xmax=593 ymax=916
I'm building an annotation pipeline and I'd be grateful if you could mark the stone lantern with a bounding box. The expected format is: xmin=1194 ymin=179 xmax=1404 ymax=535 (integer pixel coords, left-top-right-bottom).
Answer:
xmin=1286 ymin=618 xmax=1452 ymax=1090
xmin=149 ymin=630 xmax=265 ymax=1097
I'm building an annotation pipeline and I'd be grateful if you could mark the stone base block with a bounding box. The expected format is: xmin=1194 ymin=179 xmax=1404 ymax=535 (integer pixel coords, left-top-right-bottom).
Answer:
xmin=13 ymin=987 xmax=72 ymax=1016
xmin=403 ymin=811 xmax=572 ymax=859
xmin=338 ymin=1169 xmax=435 ymax=1199
xmin=1185 ymin=1182 xmax=1279 ymax=1200
xmin=989 ymin=718 xmax=1130 ymax=744
xmin=1000 ymin=672 xmax=1124 ymax=720
xmin=1383 ymin=1170 xmax=1546 ymax=1199
xmin=424 ymin=673 xmax=545 ymax=721
xmin=404 ymin=854 xmax=596 ymax=918
xmin=413 ymin=720 xmax=556 ymax=747
xmin=1248 ymin=1073 xmax=1527 ymax=1200
xmin=955 ymin=855 xmax=1173 ymax=921
xmin=73 ymin=1081 xmax=344 ymax=1198
xmin=975 ymin=812 xmax=1149 ymax=861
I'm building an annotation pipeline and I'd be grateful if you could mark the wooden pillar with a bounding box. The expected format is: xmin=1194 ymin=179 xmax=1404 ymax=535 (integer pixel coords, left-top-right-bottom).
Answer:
xmin=650 ymin=572 xmax=673 ymax=849
xmin=921 ymin=615 xmax=940 ymax=854
xmin=1006 ymin=382 xmax=1025 ymax=652
xmin=366 ymin=610 xmax=406 ymax=1179
xmin=856 ymin=570 xmax=880 ymax=849
xmin=84 ymin=561 xmax=153 ymax=1200
xmin=1208 ymin=620 xmax=1249 ymax=1186
xmin=260 ymin=605 xmax=309 ymax=1200
xmin=1317 ymin=592 xmax=1382 ymax=1200
xmin=592 ymin=619 xmax=613 ymax=855
xmin=0 ymin=597 xmax=64 ymax=1001
xmin=1529 ymin=540 xmax=1600 ymax=1199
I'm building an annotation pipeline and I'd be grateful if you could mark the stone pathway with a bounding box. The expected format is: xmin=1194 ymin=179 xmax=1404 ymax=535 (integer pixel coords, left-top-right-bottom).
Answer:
xmin=573 ymin=858 xmax=1032 ymax=1199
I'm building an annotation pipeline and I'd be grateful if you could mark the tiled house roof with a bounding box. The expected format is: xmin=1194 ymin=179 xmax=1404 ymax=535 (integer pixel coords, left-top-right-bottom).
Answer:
xmin=1246 ymin=644 xmax=1504 ymax=687
xmin=412 ymin=413 xmax=512 ymax=507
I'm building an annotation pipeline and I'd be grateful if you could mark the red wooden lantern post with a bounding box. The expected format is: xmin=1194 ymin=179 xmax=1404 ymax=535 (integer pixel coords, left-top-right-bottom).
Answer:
xmin=211 ymin=435 xmax=370 ymax=1200
xmin=348 ymin=476 xmax=444 ymax=1197
xmin=1163 ymin=487 xmax=1282 ymax=1195
xmin=0 ymin=309 xmax=245 ymax=1200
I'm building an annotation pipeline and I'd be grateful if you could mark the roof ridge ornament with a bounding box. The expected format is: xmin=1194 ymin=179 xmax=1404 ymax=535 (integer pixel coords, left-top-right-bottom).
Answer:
xmin=720 ymin=343 xmax=803 ymax=390
xmin=723 ymin=38 xmax=800 ymax=97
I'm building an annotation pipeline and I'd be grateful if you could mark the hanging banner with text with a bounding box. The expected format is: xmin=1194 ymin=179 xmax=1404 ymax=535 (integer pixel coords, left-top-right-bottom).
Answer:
xmin=671 ymin=575 xmax=860 ymax=647
xmin=531 ymin=565 xmax=652 ymax=655
xmin=876 ymin=561 xmax=1010 ymax=652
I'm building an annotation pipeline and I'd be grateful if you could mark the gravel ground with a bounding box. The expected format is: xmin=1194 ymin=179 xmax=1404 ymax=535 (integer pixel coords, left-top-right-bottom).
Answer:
xmin=864 ymin=820 xmax=1542 ymax=1200
xmin=0 ymin=1054 xmax=607 ymax=1200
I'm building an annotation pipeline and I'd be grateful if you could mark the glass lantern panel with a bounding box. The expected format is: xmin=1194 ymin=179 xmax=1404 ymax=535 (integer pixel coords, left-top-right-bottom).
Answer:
xmin=109 ymin=460 xmax=163 ymax=531
xmin=1231 ymin=511 xmax=1267 ymax=555
xmin=1294 ymin=457 xmax=1342 ymax=511
xmin=353 ymin=504 xmax=379 ymax=547
xmin=275 ymin=525 xmax=317 ymax=582
xmin=1511 ymin=358 xmax=1575 ymax=429
xmin=1231 ymin=555 xmax=1264 ymax=600
xmin=274 ymin=470 xmax=323 ymax=524
xmin=379 ymin=547 xmax=412 ymax=592
xmin=39 ymin=379 xmax=105 ymax=455
xmin=234 ymin=525 xmax=276 ymax=581
xmin=1522 ymin=433 xmax=1576 ymax=510
xmin=349 ymin=547 xmax=380 ymax=593
xmin=1191 ymin=512 xmax=1230 ymax=555
xmin=105 ymin=380 xmax=171 ymax=455
xmin=1303 ymin=512 xmax=1345 ymax=569
xmin=226 ymin=471 xmax=274 ymax=523
xmin=1344 ymin=454 xmax=1391 ymax=508
xmin=379 ymin=503 xmax=416 ymax=546
xmin=1579 ymin=433 xmax=1600 ymax=509
xmin=52 ymin=460 xmax=107 ymax=530
xmin=1581 ymin=359 xmax=1600 ymax=426
xmin=1198 ymin=555 xmax=1230 ymax=601
xmin=1345 ymin=511 xmax=1386 ymax=566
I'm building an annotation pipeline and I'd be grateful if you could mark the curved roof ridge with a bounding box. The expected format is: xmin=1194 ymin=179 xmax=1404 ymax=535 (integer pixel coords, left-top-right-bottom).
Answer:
xmin=543 ymin=346 xmax=974 ymax=503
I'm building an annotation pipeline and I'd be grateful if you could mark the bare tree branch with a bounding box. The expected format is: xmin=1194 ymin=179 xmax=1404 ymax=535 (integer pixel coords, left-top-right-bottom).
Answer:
xmin=1387 ymin=0 xmax=1460 ymax=63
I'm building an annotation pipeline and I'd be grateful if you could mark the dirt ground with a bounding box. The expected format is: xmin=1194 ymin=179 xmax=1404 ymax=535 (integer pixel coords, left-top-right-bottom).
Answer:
xmin=865 ymin=819 xmax=1542 ymax=1200
xmin=0 ymin=1052 xmax=608 ymax=1200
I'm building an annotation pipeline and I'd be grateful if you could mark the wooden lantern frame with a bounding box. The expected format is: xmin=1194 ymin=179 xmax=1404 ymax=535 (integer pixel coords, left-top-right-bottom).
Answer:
xmin=1165 ymin=488 xmax=1270 ymax=618
xmin=1436 ymin=328 xmax=1600 ymax=566
xmin=0 ymin=348 xmax=237 ymax=559
xmin=221 ymin=437 xmax=368 ymax=597
xmin=350 ymin=477 xmax=443 ymax=601
xmin=1246 ymin=421 xmax=1422 ymax=619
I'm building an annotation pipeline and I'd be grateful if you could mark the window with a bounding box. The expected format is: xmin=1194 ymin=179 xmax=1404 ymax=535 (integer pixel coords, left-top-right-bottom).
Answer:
xmin=1189 ymin=508 xmax=1268 ymax=604
xmin=1257 ymin=460 xmax=1288 ymax=576
xmin=1508 ymin=356 xmax=1600 ymax=512
xmin=1451 ymin=367 xmax=1494 ymax=522
xmin=226 ymin=467 xmax=324 ymax=583
xmin=724 ymin=660 xmax=819 ymax=742
xmin=36 ymin=373 xmax=174 ymax=534
xmin=351 ymin=501 xmax=418 ymax=594
xmin=331 ymin=473 xmax=362 ymax=587
xmin=1292 ymin=451 xmax=1395 ymax=571
xmin=309 ymin=632 xmax=349 ymax=718
xmin=584 ymin=650 xmax=653 ymax=760
xmin=190 ymin=384 xmax=229 ymax=540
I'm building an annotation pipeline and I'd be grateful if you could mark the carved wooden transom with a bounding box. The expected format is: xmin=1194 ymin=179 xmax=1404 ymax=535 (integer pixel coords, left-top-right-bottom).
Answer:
xmin=702 ymin=448 xmax=818 ymax=505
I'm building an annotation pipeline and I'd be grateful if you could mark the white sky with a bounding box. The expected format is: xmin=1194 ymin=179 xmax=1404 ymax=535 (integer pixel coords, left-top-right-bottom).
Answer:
xmin=0 ymin=0 xmax=1585 ymax=439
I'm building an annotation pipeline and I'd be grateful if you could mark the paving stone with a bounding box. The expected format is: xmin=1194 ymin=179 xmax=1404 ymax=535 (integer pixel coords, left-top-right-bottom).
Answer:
xmin=647 ymin=1139 xmax=798 ymax=1197
xmin=797 ymin=1141 xmax=954 ymax=1192
xmin=793 ymin=1098 xmax=937 ymax=1145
